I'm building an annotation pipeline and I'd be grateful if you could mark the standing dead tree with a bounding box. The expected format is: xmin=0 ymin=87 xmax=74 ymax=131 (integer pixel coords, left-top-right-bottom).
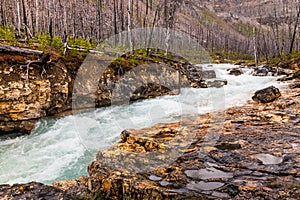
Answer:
xmin=128 ymin=0 xmax=133 ymax=52
xmin=164 ymin=0 xmax=180 ymax=56
xmin=289 ymin=3 xmax=300 ymax=54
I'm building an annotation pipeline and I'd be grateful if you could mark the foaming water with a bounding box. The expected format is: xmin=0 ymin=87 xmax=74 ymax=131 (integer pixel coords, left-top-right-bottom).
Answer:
xmin=0 ymin=64 xmax=286 ymax=184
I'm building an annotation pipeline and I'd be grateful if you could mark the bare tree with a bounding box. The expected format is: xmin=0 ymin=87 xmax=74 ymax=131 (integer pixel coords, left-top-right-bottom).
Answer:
xmin=119 ymin=0 xmax=125 ymax=31
xmin=164 ymin=0 xmax=179 ymax=55
xmin=253 ymin=27 xmax=258 ymax=66
xmin=128 ymin=0 xmax=133 ymax=51
xmin=35 ymin=0 xmax=39 ymax=34
xmin=15 ymin=0 xmax=21 ymax=37
xmin=289 ymin=3 xmax=300 ymax=54
xmin=113 ymin=0 xmax=118 ymax=35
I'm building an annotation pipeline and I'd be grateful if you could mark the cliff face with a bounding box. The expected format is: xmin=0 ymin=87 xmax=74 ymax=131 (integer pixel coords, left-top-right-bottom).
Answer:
xmin=0 ymin=52 xmax=75 ymax=133
xmin=0 ymin=48 xmax=215 ymax=134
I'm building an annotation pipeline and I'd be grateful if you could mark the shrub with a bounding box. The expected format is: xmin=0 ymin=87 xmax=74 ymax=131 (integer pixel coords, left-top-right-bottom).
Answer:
xmin=0 ymin=26 xmax=16 ymax=41
xmin=68 ymin=36 xmax=95 ymax=50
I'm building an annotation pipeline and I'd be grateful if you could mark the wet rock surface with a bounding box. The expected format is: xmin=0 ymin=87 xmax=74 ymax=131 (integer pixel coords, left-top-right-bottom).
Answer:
xmin=252 ymin=65 xmax=284 ymax=76
xmin=252 ymin=86 xmax=281 ymax=103
xmin=252 ymin=65 xmax=272 ymax=76
xmin=277 ymin=69 xmax=300 ymax=81
xmin=228 ymin=68 xmax=243 ymax=76
xmin=0 ymin=182 xmax=77 ymax=199
xmin=293 ymin=70 xmax=300 ymax=78
xmin=206 ymin=79 xmax=228 ymax=88
xmin=48 ymin=80 xmax=300 ymax=199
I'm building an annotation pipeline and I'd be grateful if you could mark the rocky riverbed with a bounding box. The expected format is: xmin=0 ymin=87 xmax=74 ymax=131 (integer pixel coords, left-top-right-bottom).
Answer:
xmin=1 ymin=76 xmax=298 ymax=199
xmin=58 ymin=79 xmax=299 ymax=200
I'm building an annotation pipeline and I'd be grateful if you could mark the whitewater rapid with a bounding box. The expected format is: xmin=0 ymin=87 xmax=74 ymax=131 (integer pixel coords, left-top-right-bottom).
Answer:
xmin=0 ymin=64 xmax=286 ymax=184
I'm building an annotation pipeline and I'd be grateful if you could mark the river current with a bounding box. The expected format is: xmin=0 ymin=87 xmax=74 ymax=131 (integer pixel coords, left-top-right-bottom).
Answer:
xmin=0 ymin=64 xmax=286 ymax=184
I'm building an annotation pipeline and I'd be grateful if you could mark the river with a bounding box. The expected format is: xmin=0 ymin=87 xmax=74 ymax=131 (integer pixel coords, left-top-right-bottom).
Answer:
xmin=0 ymin=64 xmax=286 ymax=184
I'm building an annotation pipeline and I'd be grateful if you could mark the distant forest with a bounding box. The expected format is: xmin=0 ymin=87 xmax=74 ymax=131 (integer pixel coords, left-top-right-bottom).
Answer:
xmin=1 ymin=0 xmax=300 ymax=60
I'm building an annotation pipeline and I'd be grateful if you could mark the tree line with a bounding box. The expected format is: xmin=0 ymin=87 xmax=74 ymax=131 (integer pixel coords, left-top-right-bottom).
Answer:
xmin=0 ymin=0 xmax=171 ymax=40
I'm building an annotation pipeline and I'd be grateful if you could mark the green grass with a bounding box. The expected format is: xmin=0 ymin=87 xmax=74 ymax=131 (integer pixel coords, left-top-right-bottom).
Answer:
xmin=0 ymin=25 xmax=96 ymax=56
xmin=211 ymin=49 xmax=254 ymax=62
xmin=267 ymin=51 xmax=300 ymax=68
xmin=35 ymin=33 xmax=64 ymax=51
xmin=68 ymin=36 xmax=95 ymax=50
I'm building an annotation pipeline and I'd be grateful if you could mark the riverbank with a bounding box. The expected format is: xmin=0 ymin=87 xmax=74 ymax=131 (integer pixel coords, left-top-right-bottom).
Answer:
xmin=0 ymin=69 xmax=298 ymax=199
xmin=0 ymin=46 xmax=211 ymax=134
xmin=51 ymin=77 xmax=299 ymax=199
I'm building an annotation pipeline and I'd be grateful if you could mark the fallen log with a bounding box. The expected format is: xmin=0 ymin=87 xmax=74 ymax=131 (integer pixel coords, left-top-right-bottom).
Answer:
xmin=149 ymin=53 xmax=187 ymax=65
xmin=65 ymin=45 xmax=103 ymax=54
xmin=0 ymin=44 xmax=43 ymax=55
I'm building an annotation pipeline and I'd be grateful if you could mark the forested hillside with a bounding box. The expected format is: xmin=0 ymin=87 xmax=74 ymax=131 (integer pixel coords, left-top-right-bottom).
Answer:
xmin=1 ymin=0 xmax=300 ymax=60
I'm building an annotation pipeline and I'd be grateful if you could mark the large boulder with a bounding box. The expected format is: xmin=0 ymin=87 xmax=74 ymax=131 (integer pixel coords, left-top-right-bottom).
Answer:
xmin=206 ymin=79 xmax=228 ymax=88
xmin=293 ymin=70 xmax=300 ymax=79
xmin=252 ymin=86 xmax=281 ymax=103
xmin=202 ymin=70 xmax=216 ymax=79
xmin=252 ymin=65 xmax=290 ymax=77
xmin=277 ymin=69 xmax=300 ymax=81
xmin=228 ymin=68 xmax=243 ymax=76
xmin=252 ymin=65 xmax=273 ymax=76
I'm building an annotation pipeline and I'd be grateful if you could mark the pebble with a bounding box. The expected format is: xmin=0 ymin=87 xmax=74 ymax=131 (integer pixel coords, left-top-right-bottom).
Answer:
xmin=159 ymin=180 xmax=170 ymax=187
xmin=149 ymin=175 xmax=162 ymax=181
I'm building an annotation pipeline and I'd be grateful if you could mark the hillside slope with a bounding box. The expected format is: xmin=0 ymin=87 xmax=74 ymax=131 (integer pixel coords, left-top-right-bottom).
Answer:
xmin=0 ymin=0 xmax=299 ymax=59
